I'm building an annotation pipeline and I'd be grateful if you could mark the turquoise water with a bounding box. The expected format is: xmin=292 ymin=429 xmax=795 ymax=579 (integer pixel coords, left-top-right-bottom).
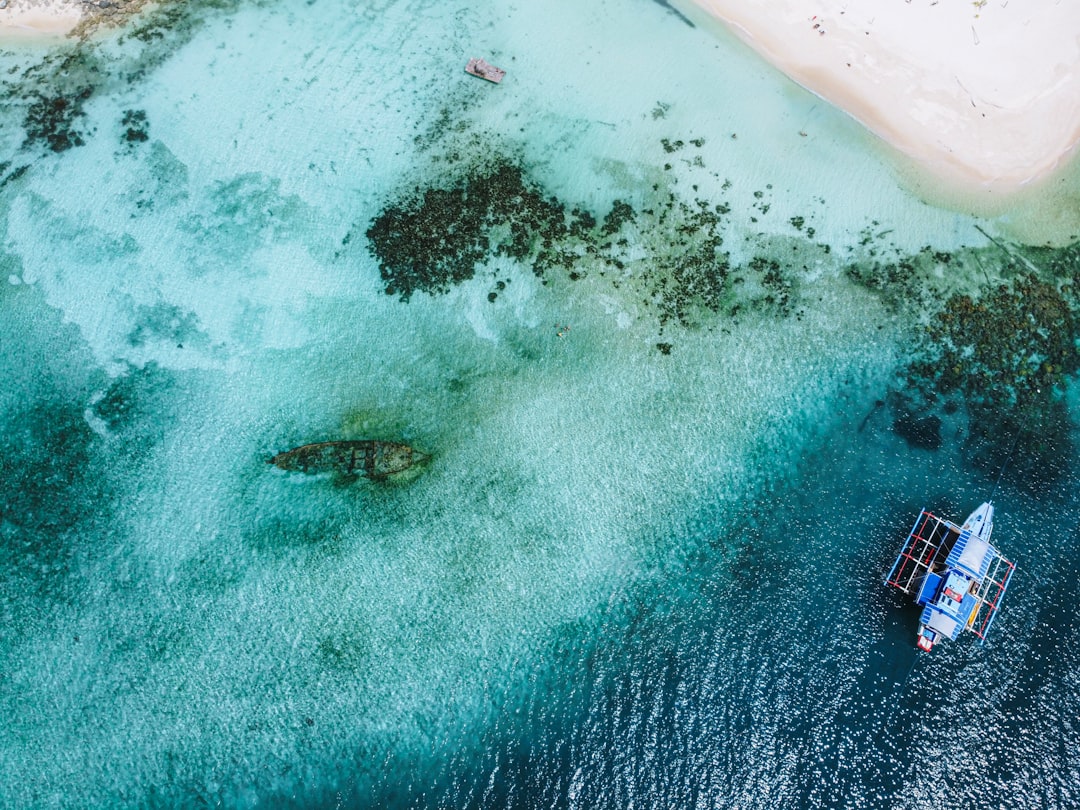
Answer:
xmin=1 ymin=0 xmax=1078 ymax=807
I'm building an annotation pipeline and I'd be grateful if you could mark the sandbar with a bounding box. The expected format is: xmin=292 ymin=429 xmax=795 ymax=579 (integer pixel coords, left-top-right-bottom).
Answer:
xmin=680 ymin=0 xmax=1080 ymax=201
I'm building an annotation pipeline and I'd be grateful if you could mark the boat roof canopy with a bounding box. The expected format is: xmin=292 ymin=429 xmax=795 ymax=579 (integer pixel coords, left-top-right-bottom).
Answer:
xmin=925 ymin=610 xmax=960 ymax=639
xmin=948 ymin=533 xmax=993 ymax=580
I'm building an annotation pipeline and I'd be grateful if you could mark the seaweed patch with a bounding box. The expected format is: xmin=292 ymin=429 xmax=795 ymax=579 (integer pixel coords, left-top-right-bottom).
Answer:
xmin=909 ymin=273 xmax=1078 ymax=411
xmin=4 ymin=0 xmax=257 ymax=163
xmin=365 ymin=161 xmax=569 ymax=300
xmin=121 ymin=109 xmax=150 ymax=145
xmin=24 ymin=88 xmax=93 ymax=152
xmin=890 ymin=242 xmax=1080 ymax=484
xmin=362 ymin=142 xmax=850 ymax=342
xmin=126 ymin=302 xmax=207 ymax=349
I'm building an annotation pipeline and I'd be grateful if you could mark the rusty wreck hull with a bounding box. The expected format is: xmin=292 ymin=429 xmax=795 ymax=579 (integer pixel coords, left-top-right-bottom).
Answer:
xmin=270 ymin=440 xmax=425 ymax=478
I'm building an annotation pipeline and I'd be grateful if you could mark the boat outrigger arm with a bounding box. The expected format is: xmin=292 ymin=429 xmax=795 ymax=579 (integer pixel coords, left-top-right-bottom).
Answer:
xmin=884 ymin=502 xmax=1015 ymax=652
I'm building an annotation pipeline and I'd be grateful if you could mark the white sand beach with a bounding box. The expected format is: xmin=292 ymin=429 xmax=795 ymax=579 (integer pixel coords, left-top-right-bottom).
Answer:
xmin=682 ymin=0 xmax=1080 ymax=201
xmin=0 ymin=0 xmax=83 ymax=39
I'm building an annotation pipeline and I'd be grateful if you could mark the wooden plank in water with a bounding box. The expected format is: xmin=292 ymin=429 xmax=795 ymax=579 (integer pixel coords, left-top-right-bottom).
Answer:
xmin=465 ymin=57 xmax=506 ymax=84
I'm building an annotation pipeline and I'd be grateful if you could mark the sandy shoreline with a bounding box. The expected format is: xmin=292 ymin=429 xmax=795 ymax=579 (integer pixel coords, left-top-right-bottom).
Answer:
xmin=0 ymin=0 xmax=84 ymax=39
xmin=679 ymin=0 xmax=1080 ymax=203
xmin=0 ymin=0 xmax=149 ymax=42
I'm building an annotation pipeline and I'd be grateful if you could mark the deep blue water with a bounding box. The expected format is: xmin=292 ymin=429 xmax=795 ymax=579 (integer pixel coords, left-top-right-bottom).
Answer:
xmin=354 ymin=408 xmax=1080 ymax=809
xmin=1 ymin=0 xmax=1078 ymax=807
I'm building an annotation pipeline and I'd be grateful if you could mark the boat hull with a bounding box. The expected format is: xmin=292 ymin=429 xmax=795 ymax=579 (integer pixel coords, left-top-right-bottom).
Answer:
xmin=270 ymin=440 xmax=426 ymax=479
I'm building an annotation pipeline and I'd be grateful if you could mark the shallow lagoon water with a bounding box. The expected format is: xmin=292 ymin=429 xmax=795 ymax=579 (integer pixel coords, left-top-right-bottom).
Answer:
xmin=0 ymin=0 xmax=1078 ymax=807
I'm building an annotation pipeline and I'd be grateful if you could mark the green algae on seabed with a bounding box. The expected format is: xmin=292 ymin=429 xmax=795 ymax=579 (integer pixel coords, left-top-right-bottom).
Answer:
xmin=840 ymin=231 xmax=1080 ymax=489
xmin=2 ymin=0 xmax=259 ymax=166
xmin=366 ymin=126 xmax=1080 ymax=482
xmin=362 ymin=151 xmax=839 ymax=347
xmin=364 ymin=129 xmax=1080 ymax=394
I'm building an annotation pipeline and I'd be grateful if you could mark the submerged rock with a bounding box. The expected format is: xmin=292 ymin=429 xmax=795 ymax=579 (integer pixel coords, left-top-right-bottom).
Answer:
xmin=269 ymin=440 xmax=427 ymax=479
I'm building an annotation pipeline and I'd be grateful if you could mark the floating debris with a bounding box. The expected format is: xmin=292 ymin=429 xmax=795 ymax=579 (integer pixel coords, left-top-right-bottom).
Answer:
xmin=465 ymin=57 xmax=506 ymax=84
xmin=269 ymin=440 xmax=428 ymax=479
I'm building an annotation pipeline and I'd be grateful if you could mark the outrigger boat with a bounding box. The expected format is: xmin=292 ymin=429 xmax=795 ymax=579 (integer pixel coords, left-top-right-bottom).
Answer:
xmin=885 ymin=502 xmax=1015 ymax=651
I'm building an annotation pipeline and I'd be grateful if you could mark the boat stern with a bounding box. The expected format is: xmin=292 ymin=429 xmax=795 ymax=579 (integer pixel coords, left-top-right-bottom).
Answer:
xmin=916 ymin=627 xmax=936 ymax=652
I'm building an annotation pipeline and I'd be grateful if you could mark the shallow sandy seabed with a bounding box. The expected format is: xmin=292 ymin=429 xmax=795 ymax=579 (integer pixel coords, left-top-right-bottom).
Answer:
xmin=6 ymin=0 xmax=1080 ymax=244
xmin=679 ymin=0 xmax=1080 ymax=244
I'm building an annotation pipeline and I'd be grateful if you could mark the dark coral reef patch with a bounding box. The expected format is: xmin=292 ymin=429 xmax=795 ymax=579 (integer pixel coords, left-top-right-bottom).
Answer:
xmin=910 ymin=273 xmax=1078 ymax=411
xmin=121 ymin=109 xmax=150 ymax=145
xmin=894 ymin=246 xmax=1080 ymax=486
xmin=363 ymin=156 xmax=751 ymax=334
xmin=365 ymin=161 xmax=570 ymax=300
xmin=23 ymin=88 xmax=93 ymax=152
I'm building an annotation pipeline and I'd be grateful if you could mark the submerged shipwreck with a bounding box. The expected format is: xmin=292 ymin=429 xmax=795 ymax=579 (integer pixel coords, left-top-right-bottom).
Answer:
xmin=885 ymin=502 xmax=1015 ymax=651
xmin=270 ymin=440 xmax=427 ymax=479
